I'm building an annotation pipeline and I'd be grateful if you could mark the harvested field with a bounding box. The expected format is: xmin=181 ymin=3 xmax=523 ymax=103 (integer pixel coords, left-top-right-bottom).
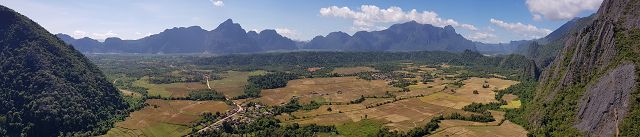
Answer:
xmin=331 ymin=67 xmax=378 ymax=75
xmin=418 ymin=78 xmax=518 ymax=109
xmin=134 ymin=77 xmax=208 ymax=98
xmin=286 ymin=98 xmax=468 ymax=131
xmin=501 ymin=94 xmax=519 ymax=102
xmin=429 ymin=120 xmax=527 ymax=137
xmin=102 ymin=99 xmax=230 ymax=137
xmin=419 ymin=92 xmax=471 ymax=109
xmin=449 ymin=78 xmax=519 ymax=104
xmin=259 ymin=77 xmax=400 ymax=105
xmin=399 ymin=78 xmax=449 ymax=98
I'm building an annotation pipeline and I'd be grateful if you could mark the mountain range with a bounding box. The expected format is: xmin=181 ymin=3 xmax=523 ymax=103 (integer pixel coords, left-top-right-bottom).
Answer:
xmin=57 ymin=20 xmax=479 ymax=54
xmin=57 ymin=19 xmax=298 ymax=54
xmin=305 ymin=21 xmax=476 ymax=52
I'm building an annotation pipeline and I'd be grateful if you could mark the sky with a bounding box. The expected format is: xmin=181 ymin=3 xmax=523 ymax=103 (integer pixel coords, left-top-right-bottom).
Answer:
xmin=0 ymin=0 xmax=603 ymax=43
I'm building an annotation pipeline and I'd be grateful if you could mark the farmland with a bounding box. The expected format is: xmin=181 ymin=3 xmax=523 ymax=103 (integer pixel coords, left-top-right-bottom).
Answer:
xmin=86 ymin=51 xmax=535 ymax=137
xmin=259 ymin=77 xmax=400 ymax=105
xmin=211 ymin=71 xmax=267 ymax=98
xmin=331 ymin=66 xmax=378 ymax=75
xmin=133 ymin=76 xmax=208 ymax=98
xmin=102 ymin=99 xmax=229 ymax=137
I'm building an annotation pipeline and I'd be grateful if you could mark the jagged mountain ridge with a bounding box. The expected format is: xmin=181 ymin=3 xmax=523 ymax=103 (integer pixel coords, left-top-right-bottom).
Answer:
xmin=304 ymin=21 xmax=477 ymax=52
xmin=60 ymin=20 xmax=479 ymax=54
xmin=57 ymin=19 xmax=298 ymax=54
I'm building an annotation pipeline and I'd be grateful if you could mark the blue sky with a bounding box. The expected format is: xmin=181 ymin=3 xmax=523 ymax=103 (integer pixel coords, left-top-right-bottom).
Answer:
xmin=0 ymin=0 xmax=602 ymax=43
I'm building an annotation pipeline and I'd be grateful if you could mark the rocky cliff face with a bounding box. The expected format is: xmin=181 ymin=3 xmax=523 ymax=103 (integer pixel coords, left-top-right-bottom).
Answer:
xmin=527 ymin=0 xmax=640 ymax=136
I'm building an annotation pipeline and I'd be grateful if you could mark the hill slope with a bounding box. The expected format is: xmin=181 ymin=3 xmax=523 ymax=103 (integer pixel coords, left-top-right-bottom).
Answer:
xmin=524 ymin=0 xmax=640 ymax=136
xmin=0 ymin=5 xmax=127 ymax=136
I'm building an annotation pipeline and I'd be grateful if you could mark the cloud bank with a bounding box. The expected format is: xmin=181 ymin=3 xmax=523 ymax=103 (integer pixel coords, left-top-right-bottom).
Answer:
xmin=526 ymin=0 xmax=603 ymax=20
xmin=211 ymin=0 xmax=224 ymax=7
xmin=490 ymin=18 xmax=552 ymax=39
xmin=275 ymin=28 xmax=297 ymax=39
xmin=319 ymin=5 xmax=477 ymax=31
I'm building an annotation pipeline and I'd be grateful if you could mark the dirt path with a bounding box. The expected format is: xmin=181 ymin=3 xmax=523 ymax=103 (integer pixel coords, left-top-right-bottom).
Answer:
xmin=205 ymin=76 xmax=212 ymax=89
xmin=196 ymin=99 xmax=243 ymax=134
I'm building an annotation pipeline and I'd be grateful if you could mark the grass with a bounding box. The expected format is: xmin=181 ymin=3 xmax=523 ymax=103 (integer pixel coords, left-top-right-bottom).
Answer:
xmin=259 ymin=77 xmax=400 ymax=105
xmin=101 ymin=123 xmax=189 ymax=137
xmin=430 ymin=120 xmax=527 ymax=137
xmin=500 ymin=100 xmax=522 ymax=109
xmin=133 ymin=76 xmax=207 ymax=98
xmin=331 ymin=67 xmax=378 ymax=75
xmin=336 ymin=119 xmax=385 ymax=137
xmin=211 ymin=70 xmax=267 ymax=98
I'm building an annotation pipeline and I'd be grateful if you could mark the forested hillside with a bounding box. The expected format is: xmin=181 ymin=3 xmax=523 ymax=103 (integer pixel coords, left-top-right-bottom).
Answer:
xmin=520 ymin=0 xmax=640 ymax=136
xmin=0 ymin=5 xmax=127 ymax=136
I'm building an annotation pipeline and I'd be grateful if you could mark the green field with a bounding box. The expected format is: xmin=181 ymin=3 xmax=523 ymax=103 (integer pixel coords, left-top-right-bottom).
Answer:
xmin=211 ymin=70 xmax=267 ymax=98
xmin=336 ymin=119 xmax=385 ymax=137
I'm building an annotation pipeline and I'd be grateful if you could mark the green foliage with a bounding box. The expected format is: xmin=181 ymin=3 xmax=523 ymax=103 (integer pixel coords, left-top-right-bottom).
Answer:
xmin=492 ymin=81 xmax=537 ymax=129
xmin=196 ymin=51 xmax=533 ymax=80
xmin=0 ymin=6 xmax=127 ymax=136
xmin=273 ymin=99 xmax=303 ymax=114
xmin=187 ymin=89 xmax=226 ymax=101
xmin=445 ymin=113 xmax=495 ymax=123
xmin=236 ymin=84 xmax=262 ymax=99
xmin=421 ymin=74 xmax=435 ymax=83
xmin=196 ymin=116 xmax=337 ymax=136
xmin=248 ymin=72 xmax=298 ymax=89
xmin=615 ymin=27 xmax=640 ymax=136
xmin=302 ymin=101 xmax=322 ymax=110
xmin=350 ymin=95 xmax=366 ymax=104
xmin=462 ymin=102 xmax=503 ymax=114
xmin=390 ymin=79 xmax=418 ymax=88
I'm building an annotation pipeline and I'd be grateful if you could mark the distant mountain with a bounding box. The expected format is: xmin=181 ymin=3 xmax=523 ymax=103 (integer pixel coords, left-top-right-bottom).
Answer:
xmin=57 ymin=19 xmax=297 ymax=54
xmin=0 ymin=5 xmax=126 ymax=136
xmin=304 ymin=21 xmax=477 ymax=52
xmin=474 ymin=40 xmax=529 ymax=55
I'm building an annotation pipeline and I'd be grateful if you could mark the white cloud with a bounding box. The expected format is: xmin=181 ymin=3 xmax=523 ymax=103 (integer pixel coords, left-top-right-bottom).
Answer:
xmin=211 ymin=0 xmax=224 ymax=7
xmin=91 ymin=31 xmax=118 ymax=39
xmin=71 ymin=30 xmax=119 ymax=40
xmin=275 ymin=28 xmax=297 ymax=39
xmin=72 ymin=30 xmax=88 ymax=38
xmin=466 ymin=32 xmax=498 ymax=43
xmin=526 ymin=0 xmax=603 ymax=21
xmin=320 ymin=5 xmax=477 ymax=31
xmin=490 ymin=18 xmax=552 ymax=38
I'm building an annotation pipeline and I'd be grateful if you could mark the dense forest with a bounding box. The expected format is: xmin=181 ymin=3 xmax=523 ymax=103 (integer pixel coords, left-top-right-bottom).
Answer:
xmin=197 ymin=50 xmax=537 ymax=80
xmin=0 ymin=5 xmax=127 ymax=136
